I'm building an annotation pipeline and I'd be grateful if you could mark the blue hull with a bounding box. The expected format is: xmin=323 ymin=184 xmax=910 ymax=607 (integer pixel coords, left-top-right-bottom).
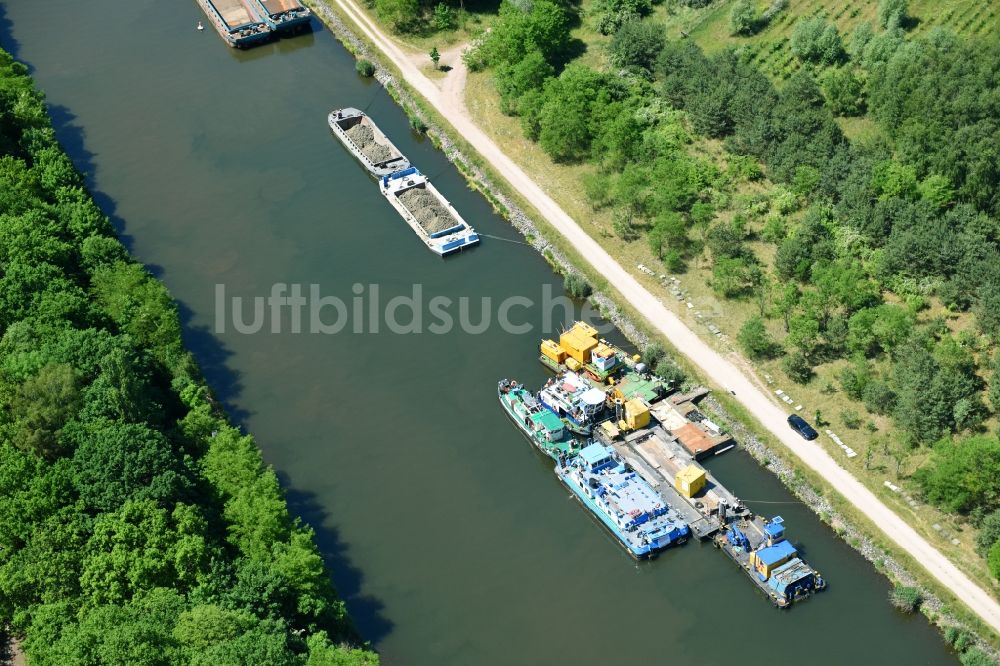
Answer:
xmin=558 ymin=469 xmax=688 ymax=558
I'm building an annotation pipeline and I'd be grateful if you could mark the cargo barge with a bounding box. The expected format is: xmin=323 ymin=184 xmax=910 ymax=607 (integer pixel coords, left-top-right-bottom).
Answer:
xmin=557 ymin=443 xmax=690 ymax=558
xmin=196 ymin=0 xmax=273 ymax=47
xmin=248 ymin=0 xmax=312 ymax=31
xmin=328 ymin=108 xmax=410 ymax=177
xmin=498 ymin=379 xmax=580 ymax=460
xmin=380 ymin=168 xmax=480 ymax=256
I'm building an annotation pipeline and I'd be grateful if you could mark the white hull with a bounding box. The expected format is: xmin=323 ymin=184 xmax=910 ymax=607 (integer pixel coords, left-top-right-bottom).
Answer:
xmin=380 ymin=169 xmax=479 ymax=256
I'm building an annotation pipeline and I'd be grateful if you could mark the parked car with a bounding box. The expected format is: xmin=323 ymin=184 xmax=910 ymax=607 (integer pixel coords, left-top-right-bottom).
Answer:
xmin=787 ymin=414 xmax=818 ymax=440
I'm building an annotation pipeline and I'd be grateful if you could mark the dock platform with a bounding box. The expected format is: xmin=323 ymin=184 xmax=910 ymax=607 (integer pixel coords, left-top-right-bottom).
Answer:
xmin=597 ymin=424 xmax=745 ymax=540
xmin=597 ymin=416 xmax=824 ymax=606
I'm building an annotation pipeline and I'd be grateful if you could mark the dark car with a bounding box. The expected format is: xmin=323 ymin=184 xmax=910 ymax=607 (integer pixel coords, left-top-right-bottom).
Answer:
xmin=787 ymin=414 xmax=818 ymax=441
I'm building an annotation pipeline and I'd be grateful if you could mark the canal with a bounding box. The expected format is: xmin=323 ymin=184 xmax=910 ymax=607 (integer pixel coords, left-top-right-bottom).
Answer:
xmin=0 ymin=1 xmax=956 ymax=663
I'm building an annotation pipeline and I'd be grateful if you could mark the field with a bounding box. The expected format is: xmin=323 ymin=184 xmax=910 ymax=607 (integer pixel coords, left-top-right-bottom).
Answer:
xmin=643 ymin=0 xmax=1000 ymax=82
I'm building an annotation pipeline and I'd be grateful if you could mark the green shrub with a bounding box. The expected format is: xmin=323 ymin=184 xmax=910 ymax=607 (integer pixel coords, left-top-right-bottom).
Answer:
xmin=564 ymin=273 xmax=593 ymax=299
xmin=877 ymin=0 xmax=908 ymax=29
xmin=990 ymin=540 xmax=1000 ymax=581
xmin=954 ymin=630 xmax=975 ymax=652
xmin=738 ymin=316 xmax=781 ymax=360
xmin=975 ymin=509 xmax=1000 ymax=557
xmin=761 ymin=215 xmax=787 ymax=243
xmin=433 ymin=2 xmax=457 ymax=31
xmin=355 ymin=59 xmax=376 ymax=77
xmin=643 ymin=342 xmax=666 ymax=368
xmin=782 ymin=351 xmax=814 ymax=384
xmin=841 ymin=409 xmax=862 ymax=430
xmin=959 ymin=648 xmax=994 ymax=666
xmin=375 ymin=0 xmax=420 ymax=32
xmin=889 ymin=584 xmax=922 ymax=612
xmin=790 ymin=18 xmax=844 ymax=64
xmin=729 ymin=0 xmax=758 ymax=36
xmin=655 ymin=359 xmax=687 ymax=387
xmin=409 ymin=114 xmax=427 ymax=132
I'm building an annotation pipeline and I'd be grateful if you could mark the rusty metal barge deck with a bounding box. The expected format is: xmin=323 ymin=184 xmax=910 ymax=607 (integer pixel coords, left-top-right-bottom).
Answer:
xmin=249 ymin=0 xmax=312 ymax=32
xmin=196 ymin=0 xmax=273 ymax=47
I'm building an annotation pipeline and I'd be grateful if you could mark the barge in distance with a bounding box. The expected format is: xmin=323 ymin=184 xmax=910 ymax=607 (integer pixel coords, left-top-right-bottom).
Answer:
xmin=328 ymin=108 xmax=410 ymax=177
xmin=381 ymin=168 xmax=480 ymax=256
xmin=195 ymin=0 xmax=273 ymax=47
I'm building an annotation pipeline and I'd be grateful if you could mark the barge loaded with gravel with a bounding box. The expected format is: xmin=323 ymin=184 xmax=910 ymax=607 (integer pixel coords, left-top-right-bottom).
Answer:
xmin=380 ymin=168 xmax=479 ymax=256
xmin=328 ymin=108 xmax=410 ymax=177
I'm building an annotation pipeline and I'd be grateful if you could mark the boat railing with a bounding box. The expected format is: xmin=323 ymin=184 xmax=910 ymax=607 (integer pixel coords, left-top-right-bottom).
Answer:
xmin=428 ymin=223 xmax=466 ymax=239
xmin=382 ymin=167 xmax=420 ymax=188
xmin=374 ymin=155 xmax=408 ymax=168
xmin=199 ymin=0 xmax=228 ymax=29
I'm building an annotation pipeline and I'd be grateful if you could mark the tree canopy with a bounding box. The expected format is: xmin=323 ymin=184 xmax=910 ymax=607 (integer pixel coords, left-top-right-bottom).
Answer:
xmin=0 ymin=47 xmax=375 ymax=664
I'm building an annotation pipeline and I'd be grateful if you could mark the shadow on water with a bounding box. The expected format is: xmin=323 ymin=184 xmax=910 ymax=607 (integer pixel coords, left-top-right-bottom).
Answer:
xmin=0 ymin=4 xmax=20 ymax=62
xmin=176 ymin=301 xmax=253 ymax=425
xmin=280 ymin=476 xmax=394 ymax=645
xmin=227 ymin=23 xmax=319 ymax=64
xmin=45 ymin=102 xmax=143 ymax=257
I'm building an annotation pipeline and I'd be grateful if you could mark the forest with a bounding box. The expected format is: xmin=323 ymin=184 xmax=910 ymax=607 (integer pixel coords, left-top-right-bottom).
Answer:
xmin=0 ymin=48 xmax=377 ymax=664
xmin=454 ymin=0 xmax=1000 ymax=582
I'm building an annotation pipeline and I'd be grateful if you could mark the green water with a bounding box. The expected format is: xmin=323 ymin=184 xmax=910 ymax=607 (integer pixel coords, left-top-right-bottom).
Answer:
xmin=1 ymin=1 xmax=958 ymax=663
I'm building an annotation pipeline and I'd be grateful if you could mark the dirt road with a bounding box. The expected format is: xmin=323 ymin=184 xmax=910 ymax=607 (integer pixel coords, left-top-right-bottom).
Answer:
xmin=326 ymin=0 xmax=1000 ymax=633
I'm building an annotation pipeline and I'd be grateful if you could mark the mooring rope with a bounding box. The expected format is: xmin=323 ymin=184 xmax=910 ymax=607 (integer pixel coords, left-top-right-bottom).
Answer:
xmin=478 ymin=232 xmax=530 ymax=245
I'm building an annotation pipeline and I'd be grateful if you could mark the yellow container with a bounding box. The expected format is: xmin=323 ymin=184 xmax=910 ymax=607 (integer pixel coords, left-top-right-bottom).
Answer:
xmin=624 ymin=399 xmax=650 ymax=430
xmin=750 ymin=547 xmax=796 ymax=579
xmin=560 ymin=328 xmax=598 ymax=364
xmin=540 ymin=339 xmax=567 ymax=363
xmin=674 ymin=465 xmax=706 ymax=498
xmin=572 ymin=321 xmax=599 ymax=337
xmin=566 ymin=357 xmax=582 ymax=371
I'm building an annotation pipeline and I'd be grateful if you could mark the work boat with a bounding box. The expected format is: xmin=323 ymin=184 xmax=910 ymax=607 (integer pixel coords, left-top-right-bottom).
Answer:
xmin=558 ymin=443 xmax=690 ymax=558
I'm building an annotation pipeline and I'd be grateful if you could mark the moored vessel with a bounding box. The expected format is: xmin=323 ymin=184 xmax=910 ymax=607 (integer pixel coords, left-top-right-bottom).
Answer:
xmin=380 ymin=168 xmax=479 ymax=256
xmin=538 ymin=370 xmax=607 ymax=436
xmin=328 ymin=108 xmax=410 ymax=177
xmin=195 ymin=0 xmax=272 ymax=47
xmin=249 ymin=0 xmax=312 ymax=31
xmin=717 ymin=514 xmax=827 ymax=607
xmin=558 ymin=443 xmax=690 ymax=558
xmin=498 ymin=380 xmax=580 ymax=460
